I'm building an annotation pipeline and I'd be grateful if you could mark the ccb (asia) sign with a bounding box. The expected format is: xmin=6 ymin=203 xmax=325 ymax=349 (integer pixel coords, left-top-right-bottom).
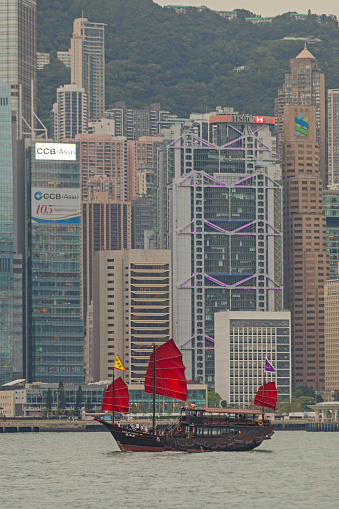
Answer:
xmin=31 ymin=188 xmax=80 ymax=224
xmin=35 ymin=142 xmax=76 ymax=161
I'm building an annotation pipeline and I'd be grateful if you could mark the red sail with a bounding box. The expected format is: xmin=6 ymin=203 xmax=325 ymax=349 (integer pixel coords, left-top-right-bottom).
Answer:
xmin=254 ymin=382 xmax=278 ymax=410
xmin=144 ymin=339 xmax=188 ymax=402
xmin=102 ymin=377 xmax=129 ymax=414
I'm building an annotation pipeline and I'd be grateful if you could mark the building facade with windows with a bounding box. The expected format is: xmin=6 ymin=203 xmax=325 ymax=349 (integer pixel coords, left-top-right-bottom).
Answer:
xmin=328 ymin=89 xmax=339 ymax=186
xmin=71 ymin=18 xmax=105 ymax=121
xmin=105 ymin=102 xmax=174 ymax=140
xmin=127 ymin=135 xmax=161 ymax=201
xmin=57 ymin=50 xmax=71 ymax=68
xmin=215 ymin=311 xmax=291 ymax=406
xmin=53 ymin=84 xmax=87 ymax=142
xmin=323 ymin=187 xmax=339 ymax=279
xmin=0 ymin=0 xmax=36 ymax=137
xmin=324 ymin=279 xmax=339 ymax=395
xmin=0 ymin=82 xmax=15 ymax=385
xmin=128 ymin=383 xmax=207 ymax=412
xmin=26 ymin=142 xmax=84 ymax=383
xmin=163 ymin=113 xmax=283 ymax=386
xmin=275 ymin=46 xmax=325 ymax=185
xmin=282 ymin=105 xmax=329 ymax=391
xmin=70 ymin=134 xmax=128 ymax=201
xmin=91 ymin=250 xmax=171 ymax=384
xmin=81 ymin=194 xmax=131 ymax=320
xmin=36 ymin=52 xmax=50 ymax=70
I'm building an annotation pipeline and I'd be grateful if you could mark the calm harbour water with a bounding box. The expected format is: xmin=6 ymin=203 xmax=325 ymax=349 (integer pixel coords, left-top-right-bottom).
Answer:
xmin=1 ymin=431 xmax=338 ymax=509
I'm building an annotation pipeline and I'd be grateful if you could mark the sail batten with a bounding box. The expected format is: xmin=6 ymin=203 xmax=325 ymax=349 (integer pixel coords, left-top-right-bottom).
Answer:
xmin=102 ymin=377 xmax=129 ymax=414
xmin=144 ymin=339 xmax=188 ymax=402
xmin=254 ymin=382 xmax=277 ymax=410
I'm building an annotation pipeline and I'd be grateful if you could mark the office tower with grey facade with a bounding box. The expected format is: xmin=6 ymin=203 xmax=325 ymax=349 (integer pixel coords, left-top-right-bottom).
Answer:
xmin=0 ymin=0 xmax=36 ymax=138
xmin=161 ymin=112 xmax=283 ymax=386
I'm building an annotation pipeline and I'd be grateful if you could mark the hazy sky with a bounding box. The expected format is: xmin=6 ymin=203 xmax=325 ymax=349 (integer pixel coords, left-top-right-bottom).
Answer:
xmin=155 ymin=0 xmax=339 ymax=19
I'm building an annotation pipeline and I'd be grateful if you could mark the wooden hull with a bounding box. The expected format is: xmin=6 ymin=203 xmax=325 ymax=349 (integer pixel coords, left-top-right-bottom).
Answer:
xmin=99 ymin=421 xmax=274 ymax=453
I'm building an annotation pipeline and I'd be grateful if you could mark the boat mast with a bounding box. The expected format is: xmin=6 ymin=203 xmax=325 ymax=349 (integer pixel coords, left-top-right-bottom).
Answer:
xmin=152 ymin=343 xmax=156 ymax=434
xmin=262 ymin=363 xmax=265 ymax=421
xmin=112 ymin=367 xmax=115 ymax=424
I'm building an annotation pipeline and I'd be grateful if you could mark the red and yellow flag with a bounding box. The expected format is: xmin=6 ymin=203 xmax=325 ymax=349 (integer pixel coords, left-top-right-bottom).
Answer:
xmin=114 ymin=354 xmax=126 ymax=371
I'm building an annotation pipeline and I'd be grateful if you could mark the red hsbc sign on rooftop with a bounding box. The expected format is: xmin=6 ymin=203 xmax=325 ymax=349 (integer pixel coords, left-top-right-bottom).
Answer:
xmin=209 ymin=114 xmax=275 ymax=125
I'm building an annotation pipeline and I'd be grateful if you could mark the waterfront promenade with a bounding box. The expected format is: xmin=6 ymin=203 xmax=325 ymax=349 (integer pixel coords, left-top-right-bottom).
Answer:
xmin=2 ymin=417 xmax=337 ymax=433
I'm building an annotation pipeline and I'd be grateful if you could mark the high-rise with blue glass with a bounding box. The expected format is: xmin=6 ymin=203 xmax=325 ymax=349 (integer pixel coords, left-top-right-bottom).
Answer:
xmin=26 ymin=142 xmax=84 ymax=383
xmin=0 ymin=82 xmax=15 ymax=385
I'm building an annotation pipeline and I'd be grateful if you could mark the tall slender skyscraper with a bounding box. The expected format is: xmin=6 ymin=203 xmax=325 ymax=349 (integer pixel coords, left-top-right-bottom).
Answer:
xmin=275 ymin=46 xmax=325 ymax=185
xmin=27 ymin=142 xmax=84 ymax=383
xmin=71 ymin=18 xmax=105 ymax=121
xmin=0 ymin=0 xmax=36 ymax=137
xmin=282 ymin=105 xmax=329 ymax=391
xmin=0 ymin=83 xmax=15 ymax=385
xmin=328 ymin=89 xmax=339 ymax=186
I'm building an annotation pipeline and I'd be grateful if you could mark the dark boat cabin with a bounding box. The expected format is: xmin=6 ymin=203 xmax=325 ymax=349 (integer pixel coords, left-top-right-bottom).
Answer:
xmin=178 ymin=406 xmax=262 ymax=436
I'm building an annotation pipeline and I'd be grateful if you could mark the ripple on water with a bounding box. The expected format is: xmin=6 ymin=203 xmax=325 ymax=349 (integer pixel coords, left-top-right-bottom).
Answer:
xmin=0 ymin=431 xmax=339 ymax=508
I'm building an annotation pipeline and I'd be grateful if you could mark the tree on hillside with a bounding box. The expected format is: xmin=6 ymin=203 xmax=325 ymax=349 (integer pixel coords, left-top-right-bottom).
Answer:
xmin=37 ymin=56 xmax=70 ymax=132
xmin=234 ymin=9 xmax=257 ymax=20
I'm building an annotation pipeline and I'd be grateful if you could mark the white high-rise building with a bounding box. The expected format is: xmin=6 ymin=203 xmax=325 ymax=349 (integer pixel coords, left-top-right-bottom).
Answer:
xmin=215 ymin=311 xmax=291 ymax=406
xmin=53 ymin=84 xmax=87 ymax=142
xmin=71 ymin=18 xmax=105 ymax=121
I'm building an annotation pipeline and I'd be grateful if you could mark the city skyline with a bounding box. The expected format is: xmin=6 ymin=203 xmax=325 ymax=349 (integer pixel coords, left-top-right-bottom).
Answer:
xmin=1 ymin=1 xmax=339 ymax=400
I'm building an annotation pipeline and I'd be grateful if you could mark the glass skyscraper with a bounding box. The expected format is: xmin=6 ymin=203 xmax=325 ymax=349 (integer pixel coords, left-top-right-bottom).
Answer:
xmin=0 ymin=82 xmax=14 ymax=385
xmin=27 ymin=142 xmax=84 ymax=383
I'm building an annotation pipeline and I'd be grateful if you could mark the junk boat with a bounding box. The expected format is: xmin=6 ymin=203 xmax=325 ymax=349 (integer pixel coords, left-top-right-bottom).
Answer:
xmin=99 ymin=339 xmax=277 ymax=452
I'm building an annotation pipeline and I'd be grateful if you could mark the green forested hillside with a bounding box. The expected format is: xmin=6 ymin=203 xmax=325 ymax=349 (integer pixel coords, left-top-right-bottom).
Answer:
xmin=37 ymin=0 xmax=339 ymax=126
